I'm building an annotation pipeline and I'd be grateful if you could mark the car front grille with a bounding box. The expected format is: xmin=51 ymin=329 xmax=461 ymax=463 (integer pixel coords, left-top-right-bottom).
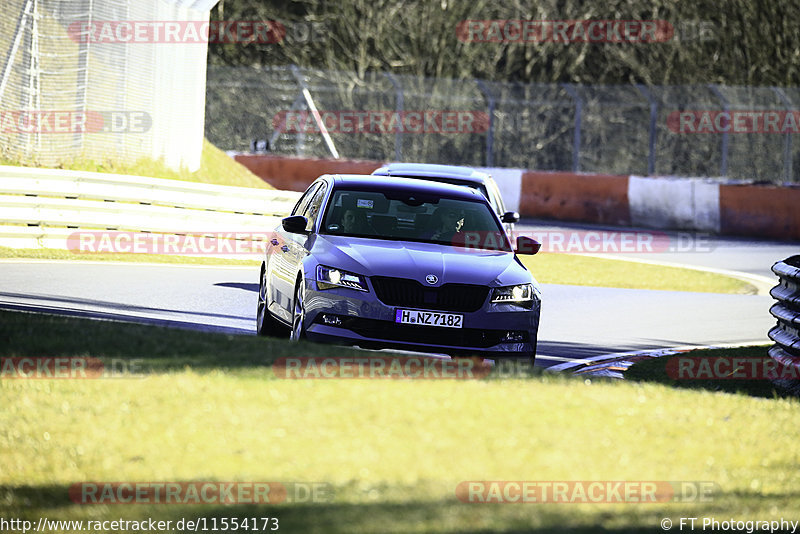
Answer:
xmin=370 ymin=276 xmax=488 ymax=312
xmin=317 ymin=316 xmax=527 ymax=349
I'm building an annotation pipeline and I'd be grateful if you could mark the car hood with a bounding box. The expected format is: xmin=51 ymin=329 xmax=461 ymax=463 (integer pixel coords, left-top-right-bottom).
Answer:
xmin=311 ymin=235 xmax=533 ymax=287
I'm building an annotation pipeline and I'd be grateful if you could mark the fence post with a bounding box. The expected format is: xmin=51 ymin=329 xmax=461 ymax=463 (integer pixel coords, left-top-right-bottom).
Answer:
xmin=708 ymin=84 xmax=729 ymax=177
xmin=475 ymin=79 xmax=495 ymax=167
xmin=73 ymin=0 xmax=91 ymax=155
xmin=0 ymin=0 xmax=33 ymax=103
xmin=561 ymin=84 xmax=582 ymax=172
xmin=772 ymin=86 xmax=794 ymax=183
xmin=636 ymin=84 xmax=658 ymax=176
xmin=27 ymin=0 xmax=42 ymax=154
xmin=269 ymin=92 xmax=305 ymax=152
xmin=384 ymin=72 xmax=404 ymax=161
xmin=290 ymin=64 xmax=339 ymax=159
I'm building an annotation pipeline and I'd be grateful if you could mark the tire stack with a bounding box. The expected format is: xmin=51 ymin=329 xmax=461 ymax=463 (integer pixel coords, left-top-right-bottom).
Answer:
xmin=768 ymin=255 xmax=800 ymax=393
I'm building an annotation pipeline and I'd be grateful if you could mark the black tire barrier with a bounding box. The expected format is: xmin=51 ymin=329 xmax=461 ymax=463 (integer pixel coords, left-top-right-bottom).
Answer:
xmin=768 ymin=255 xmax=800 ymax=392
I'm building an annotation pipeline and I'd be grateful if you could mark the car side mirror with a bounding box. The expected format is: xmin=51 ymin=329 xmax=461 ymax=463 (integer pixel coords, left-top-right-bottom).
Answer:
xmin=502 ymin=211 xmax=520 ymax=223
xmin=515 ymin=236 xmax=540 ymax=255
xmin=282 ymin=215 xmax=310 ymax=234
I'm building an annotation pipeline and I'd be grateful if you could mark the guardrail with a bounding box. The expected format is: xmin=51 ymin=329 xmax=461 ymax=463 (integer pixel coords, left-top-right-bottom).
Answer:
xmin=0 ymin=165 xmax=301 ymax=252
xmin=768 ymin=256 xmax=800 ymax=382
xmin=235 ymin=154 xmax=800 ymax=239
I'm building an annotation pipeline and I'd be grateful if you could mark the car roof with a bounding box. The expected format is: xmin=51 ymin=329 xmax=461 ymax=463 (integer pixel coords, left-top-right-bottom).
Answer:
xmin=371 ymin=163 xmax=492 ymax=185
xmin=324 ymin=174 xmax=485 ymax=201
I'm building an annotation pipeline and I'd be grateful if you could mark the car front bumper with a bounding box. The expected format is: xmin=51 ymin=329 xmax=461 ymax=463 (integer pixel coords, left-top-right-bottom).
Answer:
xmin=301 ymin=278 xmax=540 ymax=358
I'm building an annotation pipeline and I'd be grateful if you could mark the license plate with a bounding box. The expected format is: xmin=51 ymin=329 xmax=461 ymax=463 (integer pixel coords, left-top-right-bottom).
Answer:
xmin=395 ymin=309 xmax=463 ymax=328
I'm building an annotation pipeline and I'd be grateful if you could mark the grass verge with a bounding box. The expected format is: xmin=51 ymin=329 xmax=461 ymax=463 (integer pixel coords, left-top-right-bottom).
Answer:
xmin=625 ymin=345 xmax=796 ymax=399
xmin=522 ymin=252 xmax=756 ymax=294
xmin=1 ymin=247 xmax=755 ymax=294
xmin=0 ymin=246 xmax=258 ymax=267
xmin=1 ymin=139 xmax=270 ymax=189
xmin=1 ymin=310 xmax=799 ymax=533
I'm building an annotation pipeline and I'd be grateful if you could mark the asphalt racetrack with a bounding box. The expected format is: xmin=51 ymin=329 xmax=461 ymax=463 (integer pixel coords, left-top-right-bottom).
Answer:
xmin=1 ymin=221 xmax=793 ymax=369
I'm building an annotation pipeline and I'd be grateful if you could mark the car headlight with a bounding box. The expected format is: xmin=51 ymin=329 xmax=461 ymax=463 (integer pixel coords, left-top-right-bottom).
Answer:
xmin=491 ymin=283 xmax=535 ymax=308
xmin=316 ymin=265 xmax=369 ymax=292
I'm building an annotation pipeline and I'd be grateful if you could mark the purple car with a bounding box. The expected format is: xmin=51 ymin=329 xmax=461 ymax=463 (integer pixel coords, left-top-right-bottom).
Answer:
xmin=257 ymin=174 xmax=542 ymax=363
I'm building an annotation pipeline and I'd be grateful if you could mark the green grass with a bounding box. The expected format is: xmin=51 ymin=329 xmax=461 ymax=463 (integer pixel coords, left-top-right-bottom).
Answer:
xmin=0 ymin=246 xmax=258 ymax=267
xmin=1 ymin=139 xmax=270 ymax=189
xmin=0 ymin=247 xmax=755 ymax=294
xmin=625 ymin=345 xmax=796 ymax=399
xmin=1 ymin=310 xmax=798 ymax=533
xmin=522 ymin=253 xmax=756 ymax=294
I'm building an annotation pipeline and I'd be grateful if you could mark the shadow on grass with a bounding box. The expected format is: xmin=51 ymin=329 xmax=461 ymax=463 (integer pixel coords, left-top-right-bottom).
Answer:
xmin=0 ymin=309 xmax=352 ymax=372
xmin=0 ymin=310 xmax=537 ymax=380
xmin=625 ymin=346 xmax=797 ymax=399
xmin=4 ymin=483 xmax=794 ymax=534
xmin=0 ymin=310 xmax=557 ymax=379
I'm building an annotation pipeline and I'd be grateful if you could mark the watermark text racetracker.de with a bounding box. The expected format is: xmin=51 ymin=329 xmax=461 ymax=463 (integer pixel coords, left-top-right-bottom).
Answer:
xmin=69 ymin=481 xmax=332 ymax=505
xmin=67 ymin=230 xmax=714 ymax=256
xmin=457 ymin=19 xmax=674 ymax=43
xmin=67 ymin=231 xmax=274 ymax=255
xmin=668 ymin=110 xmax=800 ymax=134
xmin=456 ymin=19 xmax=715 ymax=44
xmin=666 ymin=356 xmax=800 ymax=380
xmin=274 ymin=356 xmax=493 ymax=380
xmin=0 ymin=110 xmax=150 ymax=134
xmin=455 ymin=230 xmax=713 ymax=254
xmin=0 ymin=357 xmax=144 ymax=379
xmin=67 ymin=20 xmax=327 ymax=44
xmin=272 ymin=110 xmax=489 ymax=135
xmin=456 ymin=481 xmax=716 ymax=503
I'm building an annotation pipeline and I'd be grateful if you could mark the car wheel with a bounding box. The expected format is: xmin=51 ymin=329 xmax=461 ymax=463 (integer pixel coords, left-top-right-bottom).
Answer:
xmin=290 ymin=278 xmax=307 ymax=341
xmin=257 ymin=265 xmax=285 ymax=336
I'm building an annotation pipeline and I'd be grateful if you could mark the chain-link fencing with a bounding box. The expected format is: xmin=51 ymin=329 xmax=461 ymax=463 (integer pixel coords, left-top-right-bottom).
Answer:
xmin=206 ymin=64 xmax=800 ymax=183
xmin=1 ymin=0 xmax=210 ymax=170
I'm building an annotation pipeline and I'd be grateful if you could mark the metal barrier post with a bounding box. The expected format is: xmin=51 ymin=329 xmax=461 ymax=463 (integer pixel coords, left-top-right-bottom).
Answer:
xmin=290 ymin=65 xmax=340 ymax=159
xmin=561 ymin=84 xmax=582 ymax=172
xmin=636 ymin=85 xmax=658 ymax=175
xmin=385 ymin=72 xmax=404 ymax=161
xmin=476 ymin=79 xmax=495 ymax=167
xmin=708 ymin=84 xmax=729 ymax=176
xmin=772 ymin=87 xmax=794 ymax=183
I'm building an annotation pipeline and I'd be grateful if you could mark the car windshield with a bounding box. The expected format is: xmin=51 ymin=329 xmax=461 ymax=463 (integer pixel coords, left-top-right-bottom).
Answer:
xmin=321 ymin=189 xmax=511 ymax=251
xmin=381 ymin=173 xmax=492 ymax=208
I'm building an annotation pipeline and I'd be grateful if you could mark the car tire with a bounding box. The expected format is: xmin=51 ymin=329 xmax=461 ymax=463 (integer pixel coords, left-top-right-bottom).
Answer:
xmin=290 ymin=278 xmax=307 ymax=341
xmin=257 ymin=264 xmax=286 ymax=336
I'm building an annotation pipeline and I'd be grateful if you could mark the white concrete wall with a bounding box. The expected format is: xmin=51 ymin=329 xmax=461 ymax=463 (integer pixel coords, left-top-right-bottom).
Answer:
xmin=628 ymin=175 xmax=721 ymax=232
xmin=477 ymin=166 xmax=523 ymax=213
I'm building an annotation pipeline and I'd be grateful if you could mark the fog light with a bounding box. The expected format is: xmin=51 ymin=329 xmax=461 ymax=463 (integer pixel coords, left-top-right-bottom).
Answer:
xmin=501 ymin=331 xmax=525 ymax=342
xmin=321 ymin=314 xmax=342 ymax=326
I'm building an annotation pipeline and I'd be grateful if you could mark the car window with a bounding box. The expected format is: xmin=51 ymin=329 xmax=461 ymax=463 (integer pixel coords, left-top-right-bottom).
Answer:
xmin=291 ymin=182 xmax=321 ymax=216
xmin=485 ymin=178 xmax=506 ymax=214
xmin=375 ymin=171 xmax=500 ymax=214
xmin=302 ymin=183 xmax=327 ymax=232
xmin=321 ymin=189 xmax=511 ymax=250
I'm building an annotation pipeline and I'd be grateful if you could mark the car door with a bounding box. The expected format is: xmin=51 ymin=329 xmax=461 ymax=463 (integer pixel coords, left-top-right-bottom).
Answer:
xmin=267 ymin=182 xmax=321 ymax=322
xmin=284 ymin=179 xmax=328 ymax=284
